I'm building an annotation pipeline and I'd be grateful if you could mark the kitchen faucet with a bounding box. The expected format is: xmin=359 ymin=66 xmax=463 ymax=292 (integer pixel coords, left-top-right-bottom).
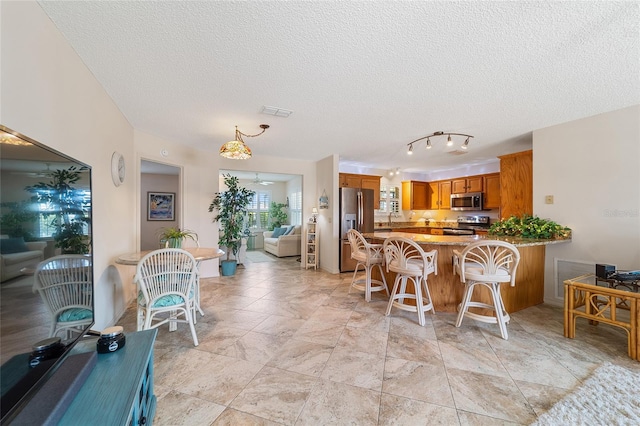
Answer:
xmin=388 ymin=211 xmax=397 ymax=226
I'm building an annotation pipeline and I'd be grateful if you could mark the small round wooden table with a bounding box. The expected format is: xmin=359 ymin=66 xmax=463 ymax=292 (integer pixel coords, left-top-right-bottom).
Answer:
xmin=115 ymin=247 xmax=225 ymax=266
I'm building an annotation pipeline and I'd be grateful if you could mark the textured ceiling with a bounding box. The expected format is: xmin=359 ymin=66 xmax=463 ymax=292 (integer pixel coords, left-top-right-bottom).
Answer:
xmin=38 ymin=1 xmax=639 ymax=174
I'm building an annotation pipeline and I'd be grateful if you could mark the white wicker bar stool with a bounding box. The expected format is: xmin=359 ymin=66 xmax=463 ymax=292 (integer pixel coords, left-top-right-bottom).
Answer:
xmin=383 ymin=237 xmax=437 ymax=326
xmin=347 ymin=229 xmax=389 ymax=302
xmin=453 ymin=240 xmax=520 ymax=340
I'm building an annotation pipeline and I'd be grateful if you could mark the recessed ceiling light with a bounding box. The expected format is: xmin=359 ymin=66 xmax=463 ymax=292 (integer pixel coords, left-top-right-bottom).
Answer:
xmin=261 ymin=105 xmax=293 ymax=118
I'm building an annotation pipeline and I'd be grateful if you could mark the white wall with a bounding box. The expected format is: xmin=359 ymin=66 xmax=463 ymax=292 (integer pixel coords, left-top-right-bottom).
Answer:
xmin=1 ymin=1 xmax=135 ymax=328
xmin=135 ymin=130 xmax=220 ymax=278
xmin=533 ymin=105 xmax=640 ymax=305
xmin=1 ymin=1 xmax=227 ymax=325
xmin=317 ymin=155 xmax=340 ymax=274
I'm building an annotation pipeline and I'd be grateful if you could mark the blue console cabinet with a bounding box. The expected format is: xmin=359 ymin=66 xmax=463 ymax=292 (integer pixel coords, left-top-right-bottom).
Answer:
xmin=59 ymin=329 xmax=157 ymax=426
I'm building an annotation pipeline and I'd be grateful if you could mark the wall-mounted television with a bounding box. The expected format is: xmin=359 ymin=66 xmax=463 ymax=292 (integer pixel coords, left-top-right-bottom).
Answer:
xmin=0 ymin=125 xmax=94 ymax=423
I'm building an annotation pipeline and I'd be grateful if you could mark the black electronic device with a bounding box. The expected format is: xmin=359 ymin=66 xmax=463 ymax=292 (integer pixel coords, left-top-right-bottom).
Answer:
xmin=595 ymin=264 xmax=616 ymax=279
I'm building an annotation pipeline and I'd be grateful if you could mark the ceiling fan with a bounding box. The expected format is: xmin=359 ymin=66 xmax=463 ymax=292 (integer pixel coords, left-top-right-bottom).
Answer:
xmin=252 ymin=173 xmax=274 ymax=185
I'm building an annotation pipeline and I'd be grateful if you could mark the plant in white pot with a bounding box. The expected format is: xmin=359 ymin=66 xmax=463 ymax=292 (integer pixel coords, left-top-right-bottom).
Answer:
xmin=208 ymin=174 xmax=255 ymax=276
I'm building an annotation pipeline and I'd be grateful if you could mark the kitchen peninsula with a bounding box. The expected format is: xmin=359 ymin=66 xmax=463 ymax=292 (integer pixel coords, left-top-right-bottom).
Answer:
xmin=365 ymin=231 xmax=571 ymax=313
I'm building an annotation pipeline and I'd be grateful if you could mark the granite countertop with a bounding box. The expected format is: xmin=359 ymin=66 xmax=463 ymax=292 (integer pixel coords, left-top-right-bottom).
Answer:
xmin=365 ymin=231 xmax=571 ymax=247
xmin=374 ymin=221 xmax=457 ymax=230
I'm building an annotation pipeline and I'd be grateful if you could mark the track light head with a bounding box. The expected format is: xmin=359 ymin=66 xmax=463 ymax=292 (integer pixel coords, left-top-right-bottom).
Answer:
xmin=461 ymin=137 xmax=470 ymax=150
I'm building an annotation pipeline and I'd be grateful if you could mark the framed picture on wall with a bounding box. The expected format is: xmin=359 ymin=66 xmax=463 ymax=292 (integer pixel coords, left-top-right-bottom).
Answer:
xmin=148 ymin=192 xmax=175 ymax=221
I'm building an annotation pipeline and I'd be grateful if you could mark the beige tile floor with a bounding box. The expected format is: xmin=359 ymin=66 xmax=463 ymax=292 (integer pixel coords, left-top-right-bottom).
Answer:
xmin=118 ymin=254 xmax=639 ymax=425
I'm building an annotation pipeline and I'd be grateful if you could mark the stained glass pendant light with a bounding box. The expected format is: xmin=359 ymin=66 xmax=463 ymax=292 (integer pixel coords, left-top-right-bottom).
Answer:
xmin=219 ymin=124 xmax=270 ymax=160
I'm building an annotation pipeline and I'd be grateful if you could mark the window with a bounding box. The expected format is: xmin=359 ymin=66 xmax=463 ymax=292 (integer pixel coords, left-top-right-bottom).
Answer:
xmin=290 ymin=191 xmax=302 ymax=225
xmin=34 ymin=188 xmax=91 ymax=238
xmin=247 ymin=190 xmax=270 ymax=229
xmin=378 ymin=185 xmax=399 ymax=214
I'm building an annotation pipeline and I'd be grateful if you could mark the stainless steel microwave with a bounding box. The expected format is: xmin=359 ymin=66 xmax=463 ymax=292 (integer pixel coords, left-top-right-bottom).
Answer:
xmin=451 ymin=192 xmax=484 ymax=211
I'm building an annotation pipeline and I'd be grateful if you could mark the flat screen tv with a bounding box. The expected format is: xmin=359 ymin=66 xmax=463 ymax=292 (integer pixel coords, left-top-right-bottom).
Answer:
xmin=0 ymin=125 xmax=94 ymax=424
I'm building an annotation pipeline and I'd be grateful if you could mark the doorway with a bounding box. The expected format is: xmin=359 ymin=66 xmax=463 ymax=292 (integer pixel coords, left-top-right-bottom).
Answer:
xmin=140 ymin=160 xmax=181 ymax=251
xmin=220 ymin=170 xmax=303 ymax=252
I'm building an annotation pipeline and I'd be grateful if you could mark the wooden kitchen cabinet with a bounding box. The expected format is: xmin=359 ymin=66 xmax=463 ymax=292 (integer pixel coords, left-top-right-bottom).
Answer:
xmin=499 ymin=150 xmax=533 ymax=218
xmin=483 ymin=173 xmax=501 ymax=210
xmin=339 ymin=173 xmax=381 ymax=208
xmin=439 ymin=180 xmax=451 ymax=209
xmin=428 ymin=181 xmax=440 ymax=209
xmin=426 ymin=180 xmax=451 ymax=210
xmin=402 ymin=180 xmax=429 ymax=210
xmin=451 ymin=176 xmax=483 ymax=194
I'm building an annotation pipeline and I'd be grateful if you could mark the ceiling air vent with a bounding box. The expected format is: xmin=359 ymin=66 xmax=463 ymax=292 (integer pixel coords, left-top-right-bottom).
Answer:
xmin=447 ymin=150 xmax=468 ymax=156
xmin=261 ymin=105 xmax=293 ymax=118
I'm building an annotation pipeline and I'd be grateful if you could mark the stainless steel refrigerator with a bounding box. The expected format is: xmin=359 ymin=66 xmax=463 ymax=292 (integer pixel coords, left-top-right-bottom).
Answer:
xmin=339 ymin=187 xmax=375 ymax=272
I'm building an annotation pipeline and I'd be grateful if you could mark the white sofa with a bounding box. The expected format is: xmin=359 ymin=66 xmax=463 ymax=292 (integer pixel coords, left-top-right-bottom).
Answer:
xmin=263 ymin=225 xmax=302 ymax=257
xmin=0 ymin=236 xmax=47 ymax=282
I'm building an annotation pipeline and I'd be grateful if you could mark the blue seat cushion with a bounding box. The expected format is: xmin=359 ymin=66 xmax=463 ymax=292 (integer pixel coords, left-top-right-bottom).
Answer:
xmin=137 ymin=289 xmax=193 ymax=308
xmin=57 ymin=308 xmax=92 ymax=322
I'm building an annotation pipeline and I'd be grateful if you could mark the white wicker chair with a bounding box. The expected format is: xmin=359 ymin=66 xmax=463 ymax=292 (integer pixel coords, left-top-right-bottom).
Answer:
xmin=453 ymin=240 xmax=520 ymax=340
xmin=347 ymin=229 xmax=388 ymax=302
xmin=134 ymin=248 xmax=199 ymax=346
xmin=33 ymin=255 xmax=93 ymax=339
xmin=383 ymin=237 xmax=437 ymax=326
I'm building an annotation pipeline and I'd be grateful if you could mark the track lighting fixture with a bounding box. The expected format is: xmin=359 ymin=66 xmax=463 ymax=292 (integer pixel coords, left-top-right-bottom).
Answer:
xmin=406 ymin=131 xmax=474 ymax=154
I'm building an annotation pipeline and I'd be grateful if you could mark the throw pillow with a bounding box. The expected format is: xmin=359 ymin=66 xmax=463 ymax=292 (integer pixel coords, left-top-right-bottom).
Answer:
xmin=283 ymin=225 xmax=295 ymax=235
xmin=0 ymin=237 xmax=29 ymax=254
xmin=271 ymin=227 xmax=286 ymax=238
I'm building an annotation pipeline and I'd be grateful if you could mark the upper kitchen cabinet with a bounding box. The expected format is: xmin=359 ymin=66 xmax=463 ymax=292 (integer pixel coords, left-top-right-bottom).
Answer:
xmin=439 ymin=180 xmax=452 ymax=209
xmin=427 ymin=181 xmax=439 ymax=210
xmin=402 ymin=180 xmax=429 ymax=210
xmin=451 ymin=176 xmax=483 ymax=194
xmin=427 ymin=180 xmax=451 ymax=210
xmin=498 ymin=150 xmax=532 ymax=217
xmin=483 ymin=173 xmax=501 ymax=210
xmin=339 ymin=173 xmax=381 ymax=208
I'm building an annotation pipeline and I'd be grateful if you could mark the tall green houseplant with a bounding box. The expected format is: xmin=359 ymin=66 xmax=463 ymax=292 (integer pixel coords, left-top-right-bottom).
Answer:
xmin=208 ymin=174 xmax=255 ymax=274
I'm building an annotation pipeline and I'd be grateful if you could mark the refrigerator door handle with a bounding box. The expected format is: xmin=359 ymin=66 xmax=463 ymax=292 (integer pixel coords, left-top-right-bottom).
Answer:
xmin=357 ymin=191 xmax=363 ymax=231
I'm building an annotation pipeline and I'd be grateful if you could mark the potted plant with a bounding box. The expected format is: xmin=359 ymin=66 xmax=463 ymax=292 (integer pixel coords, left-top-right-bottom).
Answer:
xmin=268 ymin=202 xmax=288 ymax=230
xmin=488 ymin=214 xmax=571 ymax=239
xmin=208 ymin=174 xmax=255 ymax=275
xmin=158 ymin=227 xmax=198 ymax=248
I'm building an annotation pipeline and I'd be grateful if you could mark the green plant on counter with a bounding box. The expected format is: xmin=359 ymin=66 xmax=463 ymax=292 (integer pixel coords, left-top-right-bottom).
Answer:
xmin=488 ymin=214 xmax=571 ymax=239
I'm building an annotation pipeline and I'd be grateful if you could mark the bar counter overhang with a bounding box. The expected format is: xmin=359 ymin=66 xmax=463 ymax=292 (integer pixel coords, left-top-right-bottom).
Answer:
xmin=364 ymin=231 xmax=571 ymax=313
